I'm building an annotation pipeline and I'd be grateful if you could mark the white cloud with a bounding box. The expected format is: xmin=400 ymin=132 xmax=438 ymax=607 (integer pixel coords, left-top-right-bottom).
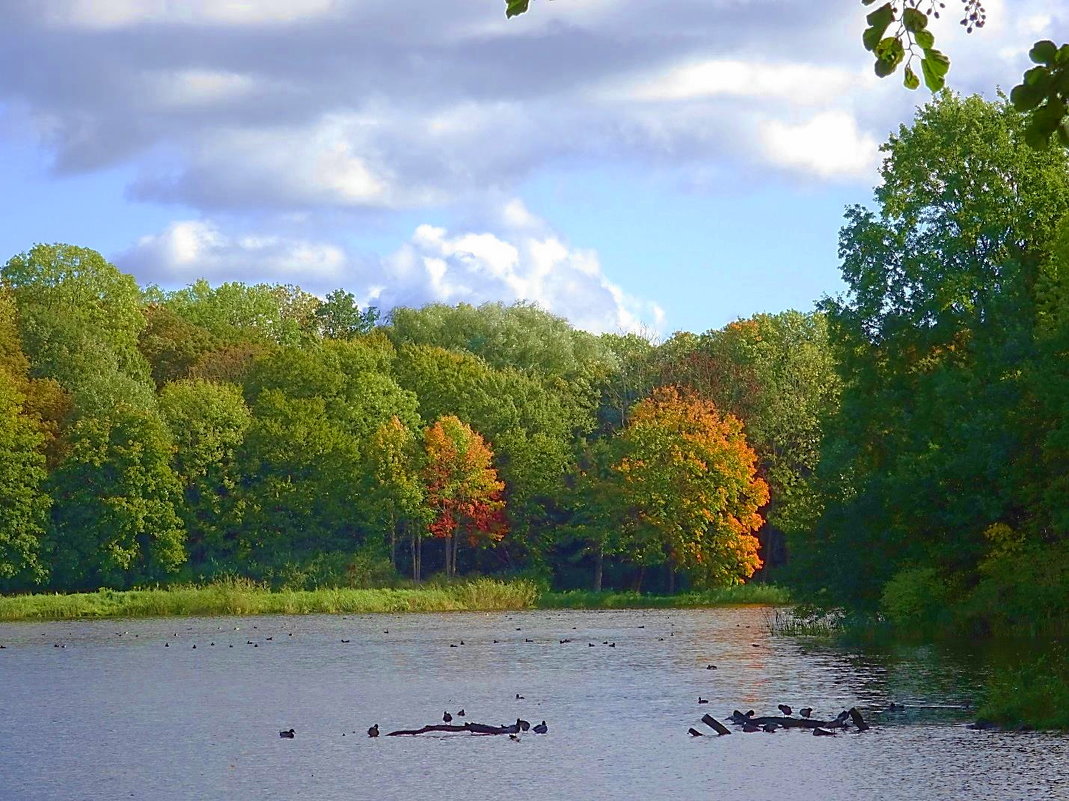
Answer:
xmin=621 ymin=59 xmax=864 ymax=106
xmin=118 ymin=208 xmax=665 ymax=335
xmin=761 ymin=110 xmax=879 ymax=179
xmin=45 ymin=0 xmax=335 ymax=29
xmin=120 ymin=220 xmax=348 ymax=287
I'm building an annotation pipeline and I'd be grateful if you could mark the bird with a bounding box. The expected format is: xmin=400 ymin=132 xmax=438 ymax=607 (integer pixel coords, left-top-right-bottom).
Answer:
xmin=799 ymin=707 xmax=813 ymax=719
xmin=367 ymin=724 xmax=379 ymax=738
xmin=698 ymin=697 xmax=709 ymax=704
xmin=533 ymin=721 xmax=548 ymax=734
xmin=279 ymin=729 xmax=295 ymax=738
xmin=341 ymin=639 xmax=350 ymax=644
xmin=457 ymin=709 xmax=465 ymax=717
xmin=688 ymin=728 xmax=704 ymax=737
xmin=834 ymin=710 xmax=850 ymax=724
xmin=778 ymin=704 xmax=792 ymax=716
xmin=518 ymin=719 xmax=531 ymax=731
xmin=706 ymin=665 xmax=717 ymax=670
xmin=742 ymin=722 xmax=760 ymax=733
xmin=745 ymin=710 xmax=755 ymax=718
xmin=515 ymin=693 xmax=525 ymax=700
xmin=443 ymin=711 xmax=453 ymax=723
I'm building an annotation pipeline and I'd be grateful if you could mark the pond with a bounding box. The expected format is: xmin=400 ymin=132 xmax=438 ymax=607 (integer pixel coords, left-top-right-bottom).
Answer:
xmin=2 ymin=606 xmax=1065 ymax=800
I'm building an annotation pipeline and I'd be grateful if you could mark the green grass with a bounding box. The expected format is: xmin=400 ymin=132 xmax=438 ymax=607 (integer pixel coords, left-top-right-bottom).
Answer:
xmin=0 ymin=577 xmax=541 ymax=621
xmin=0 ymin=579 xmax=787 ymax=621
xmin=537 ymin=583 xmax=788 ymax=609
xmin=978 ymin=651 xmax=1069 ymax=730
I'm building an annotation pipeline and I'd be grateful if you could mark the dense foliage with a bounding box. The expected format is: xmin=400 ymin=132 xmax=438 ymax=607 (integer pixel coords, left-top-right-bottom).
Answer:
xmin=0 ymin=251 xmax=822 ymax=593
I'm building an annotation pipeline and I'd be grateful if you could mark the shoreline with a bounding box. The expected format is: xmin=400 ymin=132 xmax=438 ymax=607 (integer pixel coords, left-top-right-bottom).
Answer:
xmin=0 ymin=579 xmax=788 ymax=622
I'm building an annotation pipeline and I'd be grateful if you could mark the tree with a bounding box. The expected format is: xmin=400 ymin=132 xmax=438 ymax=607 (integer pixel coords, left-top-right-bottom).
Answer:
xmin=505 ymin=1 xmax=1069 ymax=149
xmin=2 ymin=244 xmax=153 ymax=401
xmin=158 ymin=380 xmax=252 ymax=570
xmin=612 ymin=386 xmax=768 ymax=587
xmin=314 ymin=289 xmax=380 ymax=340
xmin=803 ymin=93 xmax=1069 ymax=608
xmin=422 ymin=416 xmax=507 ymax=577
xmin=0 ymin=370 xmax=50 ymax=587
xmin=138 ymin=304 xmax=220 ymax=387
xmin=368 ymin=417 xmax=430 ymax=579
xmin=47 ymin=402 xmax=186 ymax=589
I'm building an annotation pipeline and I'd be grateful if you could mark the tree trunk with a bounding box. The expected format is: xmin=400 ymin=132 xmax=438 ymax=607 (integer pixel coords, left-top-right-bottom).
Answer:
xmin=633 ymin=566 xmax=644 ymax=593
xmin=416 ymin=534 xmax=422 ymax=582
xmin=445 ymin=535 xmax=453 ymax=577
xmin=667 ymin=563 xmax=676 ymax=594
xmin=593 ymin=543 xmax=604 ymax=592
xmin=389 ymin=511 xmax=397 ymax=571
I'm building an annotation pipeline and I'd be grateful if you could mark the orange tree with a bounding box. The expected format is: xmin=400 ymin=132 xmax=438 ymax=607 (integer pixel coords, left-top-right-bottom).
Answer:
xmin=613 ymin=386 xmax=768 ymax=587
xmin=422 ymin=415 xmax=507 ymax=577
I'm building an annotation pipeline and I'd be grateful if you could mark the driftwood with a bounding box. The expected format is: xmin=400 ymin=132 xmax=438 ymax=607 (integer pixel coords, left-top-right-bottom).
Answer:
xmin=724 ymin=707 xmax=868 ymax=731
xmin=700 ymin=713 xmax=732 ymax=736
xmin=386 ymin=720 xmax=524 ymax=737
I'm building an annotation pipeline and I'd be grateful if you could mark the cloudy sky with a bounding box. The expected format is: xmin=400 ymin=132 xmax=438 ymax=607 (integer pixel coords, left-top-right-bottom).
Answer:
xmin=0 ymin=1 xmax=1063 ymax=335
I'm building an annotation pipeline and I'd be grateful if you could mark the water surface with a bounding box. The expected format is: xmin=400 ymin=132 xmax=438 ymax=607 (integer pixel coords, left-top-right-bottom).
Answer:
xmin=1 ymin=607 xmax=1062 ymax=800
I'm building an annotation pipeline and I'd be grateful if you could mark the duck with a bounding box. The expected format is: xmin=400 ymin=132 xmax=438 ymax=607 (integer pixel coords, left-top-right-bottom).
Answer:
xmin=443 ymin=711 xmax=453 ymax=723
xmin=457 ymin=709 xmax=465 ymax=717
xmin=367 ymin=724 xmax=379 ymax=738
xmin=698 ymin=697 xmax=709 ymax=704
xmin=518 ymin=719 xmax=531 ymax=731
xmin=799 ymin=707 xmax=813 ymax=718
xmin=778 ymin=704 xmax=792 ymax=716
xmin=533 ymin=721 xmax=548 ymax=734
xmin=515 ymin=693 xmax=525 ymax=700
xmin=279 ymin=729 xmax=295 ymax=738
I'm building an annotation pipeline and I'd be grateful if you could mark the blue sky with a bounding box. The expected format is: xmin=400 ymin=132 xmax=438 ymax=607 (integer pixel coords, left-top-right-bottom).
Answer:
xmin=0 ymin=0 xmax=1063 ymax=336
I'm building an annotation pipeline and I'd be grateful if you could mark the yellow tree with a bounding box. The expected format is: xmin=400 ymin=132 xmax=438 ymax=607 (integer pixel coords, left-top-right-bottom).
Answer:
xmin=614 ymin=386 xmax=768 ymax=587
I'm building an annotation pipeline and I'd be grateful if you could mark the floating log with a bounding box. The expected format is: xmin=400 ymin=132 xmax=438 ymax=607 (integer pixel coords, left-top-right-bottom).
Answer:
xmin=700 ymin=713 xmax=732 ymax=736
xmin=386 ymin=720 xmax=524 ymax=737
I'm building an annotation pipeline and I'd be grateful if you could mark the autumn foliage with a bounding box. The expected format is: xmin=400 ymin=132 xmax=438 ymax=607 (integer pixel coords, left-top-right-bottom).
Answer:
xmin=614 ymin=386 xmax=768 ymax=585
xmin=422 ymin=415 xmax=507 ymax=576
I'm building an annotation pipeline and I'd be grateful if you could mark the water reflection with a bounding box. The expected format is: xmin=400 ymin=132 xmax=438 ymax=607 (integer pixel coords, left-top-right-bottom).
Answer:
xmin=1 ymin=607 xmax=1066 ymax=801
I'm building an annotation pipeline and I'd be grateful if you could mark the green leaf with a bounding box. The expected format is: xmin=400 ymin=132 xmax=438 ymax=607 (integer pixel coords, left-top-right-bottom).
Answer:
xmin=505 ymin=0 xmax=530 ymax=18
xmin=1024 ymin=121 xmax=1050 ymax=149
xmin=865 ymin=3 xmax=894 ymax=31
xmin=1011 ymin=83 xmax=1044 ymax=112
xmin=1058 ymin=120 xmax=1069 ymax=148
xmin=862 ymin=26 xmax=883 ymax=52
xmin=915 ymin=30 xmax=935 ymax=50
xmin=902 ymin=8 xmax=927 ymax=33
xmin=903 ymin=66 xmax=920 ymax=90
xmin=1024 ymin=65 xmax=1053 ymax=91
xmin=921 ymin=53 xmax=949 ymax=91
xmin=1030 ymin=40 xmax=1058 ymax=65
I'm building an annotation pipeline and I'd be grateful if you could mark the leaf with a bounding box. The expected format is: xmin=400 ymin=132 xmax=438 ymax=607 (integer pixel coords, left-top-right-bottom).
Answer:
xmin=915 ymin=30 xmax=935 ymax=50
xmin=1030 ymin=40 xmax=1058 ymax=65
xmin=1058 ymin=120 xmax=1069 ymax=148
xmin=862 ymin=25 xmax=883 ymax=52
xmin=1010 ymin=83 xmax=1044 ymax=112
xmin=865 ymin=3 xmax=894 ymax=30
xmin=1024 ymin=65 xmax=1053 ymax=91
xmin=874 ymin=36 xmax=905 ymax=78
xmin=921 ymin=57 xmax=946 ymax=92
xmin=505 ymin=0 xmax=530 ymax=18
xmin=903 ymin=66 xmax=920 ymax=90
xmin=902 ymin=8 xmax=927 ymax=33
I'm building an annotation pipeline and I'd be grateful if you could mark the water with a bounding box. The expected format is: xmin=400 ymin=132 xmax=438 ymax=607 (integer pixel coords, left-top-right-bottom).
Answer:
xmin=1 ymin=607 xmax=1065 ymax=800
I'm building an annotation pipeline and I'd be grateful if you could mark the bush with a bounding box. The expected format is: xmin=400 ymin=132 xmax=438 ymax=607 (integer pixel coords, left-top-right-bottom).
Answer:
xmin=879 ymin=566 xmax=953 ymax=631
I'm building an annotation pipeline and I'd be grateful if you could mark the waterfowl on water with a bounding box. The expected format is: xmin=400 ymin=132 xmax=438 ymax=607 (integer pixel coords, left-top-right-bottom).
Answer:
xmin=443 ymin=711 xmax=452 ymax=723
xmin=515 ymin=694 xmax=525 ymax=700
xmin=778 ymin=704 xmax=792 ymax=716
xmin=698 ymin=697 xmax=709 ymax=704
xmin=533 ymin=721 xmax=548 ymax=734
xmin=457 ymin=709 xmax=465 ymax=717
xmin=518 ymin=719 xmax=531 ymax=731
xmin=280 ymin=729 xmax=295 ymax=738
xmin=799 ymin=707 xmax=813 ymax=718
xmin=368 ymin=724 xmax=379 ymax=738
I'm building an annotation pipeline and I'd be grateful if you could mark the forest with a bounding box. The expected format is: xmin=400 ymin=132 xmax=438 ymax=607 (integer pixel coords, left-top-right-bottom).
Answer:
xmin=2 ymin=93 xmax=1068 ymax=639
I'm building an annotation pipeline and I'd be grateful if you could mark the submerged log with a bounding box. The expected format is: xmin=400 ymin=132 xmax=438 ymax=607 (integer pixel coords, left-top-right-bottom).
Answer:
xmin=849 ymin=707 xmax=869 ymax=731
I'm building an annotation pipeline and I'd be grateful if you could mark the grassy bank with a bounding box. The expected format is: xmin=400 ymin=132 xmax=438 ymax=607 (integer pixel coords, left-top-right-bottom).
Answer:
xmin=0 ymin=579 xmax=787 ymax=621
xmin=536 ymin=583 xmax=788 ymax=609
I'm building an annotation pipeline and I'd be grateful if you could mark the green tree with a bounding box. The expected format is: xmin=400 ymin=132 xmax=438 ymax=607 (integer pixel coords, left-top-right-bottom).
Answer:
xmin=48 ymin=402 xmax=186 ymax=589
xmin=314 ymin=289 xmax=380 ymax=339
xmin=158 ymin=380 xmax=252 ymax=570
xmin=805 ymin=93 xmax=1069 ymax=609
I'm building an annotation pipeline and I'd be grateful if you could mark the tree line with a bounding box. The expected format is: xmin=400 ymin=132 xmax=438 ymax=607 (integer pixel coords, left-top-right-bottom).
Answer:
xmin=0 ymin=251 xmax=832 ymax=593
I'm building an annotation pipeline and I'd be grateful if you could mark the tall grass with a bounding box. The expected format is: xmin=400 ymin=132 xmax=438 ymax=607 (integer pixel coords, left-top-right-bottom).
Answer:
xmin=537 ymin=583 xmax=788 ymax=609
xmin=0 ymin=577 xmax=540 ymax=621
xmin=0 ymin=579 xmax=787 ymax=621
xmin=763 ymin=606 xmax=845 ymax=635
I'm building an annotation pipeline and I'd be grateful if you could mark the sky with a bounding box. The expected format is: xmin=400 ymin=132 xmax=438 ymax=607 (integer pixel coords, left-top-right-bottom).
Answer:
xmin=0 ymin=0 xmax=1064 ymax=337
